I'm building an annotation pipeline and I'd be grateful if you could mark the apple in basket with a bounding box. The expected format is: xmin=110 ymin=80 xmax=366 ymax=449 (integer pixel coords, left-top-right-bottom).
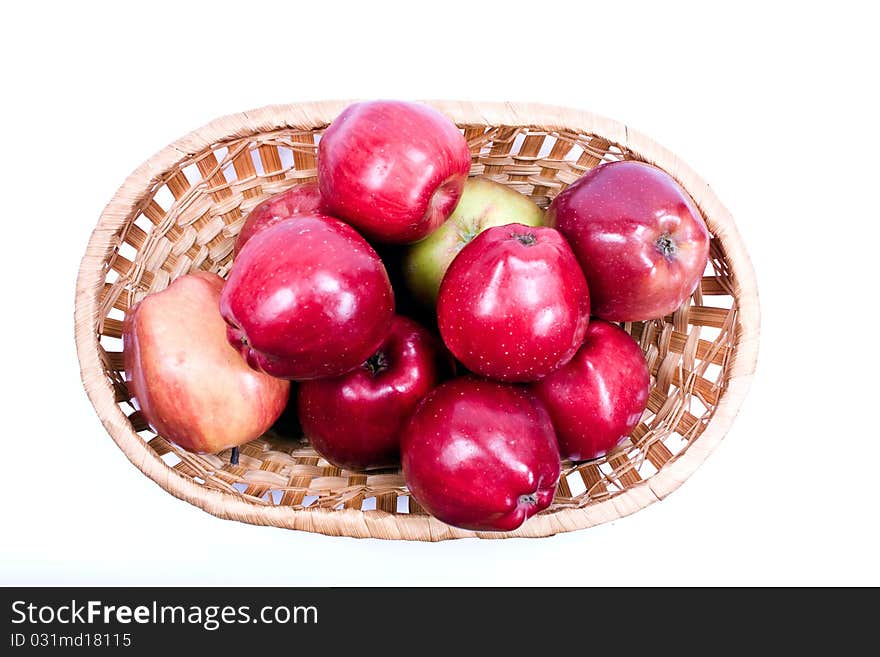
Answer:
xmin=547 ymin=160 xmax=710 ymax=321
xmin=437 ymin=223 xmax=590 ymax=382
xmin=403 ymin=177 xmax=545 ymax=306
xmin=123 ymin=272 xmax=289 ymax=453
xmin=532 ymin=320 xmax=651 ymax=461
xmin=220 ymin=214 xmax=395 ymax=380
xmin=401 ymin=377 xmax=561 ymax=532
xmin=298 ymin=316 xmax=453 ymax=470
xmin=233 ymin=181 xmax=324 ymax=256
xmin=318 ymin=100 xmax=472 ymax=244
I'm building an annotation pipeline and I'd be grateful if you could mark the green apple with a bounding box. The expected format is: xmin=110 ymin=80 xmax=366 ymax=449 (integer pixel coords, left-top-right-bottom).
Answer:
xmin=403 ymin=178 xmax=545 ymax=305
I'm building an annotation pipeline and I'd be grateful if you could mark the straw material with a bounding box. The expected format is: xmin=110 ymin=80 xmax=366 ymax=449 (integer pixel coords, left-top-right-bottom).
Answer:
xmin=74 ymin=101 xmax=759 ymax=540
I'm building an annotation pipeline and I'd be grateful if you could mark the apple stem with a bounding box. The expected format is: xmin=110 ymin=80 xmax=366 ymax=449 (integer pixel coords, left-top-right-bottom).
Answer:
xmin=513 ymin=232 xmax=538 ymax=247
xmin=656 ymin=233 xmax=677 ymax=258
xmin=363 ymin=351 xmax=390 ymax=376
xmin=518 ymin=493 xmax=538 ymax=506
xmin=456 ymin=223 xmax=479 ymax=245
xmin=230 ymin=446 xmax=240 ymax=466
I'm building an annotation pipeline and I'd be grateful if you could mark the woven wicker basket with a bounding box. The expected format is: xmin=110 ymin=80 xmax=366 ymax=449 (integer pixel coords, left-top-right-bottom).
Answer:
xmin=75 ymin=101 xmax=759 ymax=540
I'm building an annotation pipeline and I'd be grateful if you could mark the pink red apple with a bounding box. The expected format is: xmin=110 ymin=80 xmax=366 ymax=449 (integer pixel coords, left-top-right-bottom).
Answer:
xmin=547 ymin=160 xmax=710 ymax=321
xmin=298 ymin=316 xmax=451 ymax=470
xmin=220 ymin=214 xmax=394 ymax=380
xmin=233 ymin=182 xmax=323 ymax=256
xmin=532 ymin=319 xmax=650 ymax=461
xmin=123 ymin=272 xmax=289 ymax=453
xmin=437 ymin=223 xmax=590 ymax=382
xmin=401 ymin=377 xmax=560 ymax=531
xmin=317 ymin=100 xmax=472 ymax=244
xmin=403 ymin=177 xmax=545 ymax=306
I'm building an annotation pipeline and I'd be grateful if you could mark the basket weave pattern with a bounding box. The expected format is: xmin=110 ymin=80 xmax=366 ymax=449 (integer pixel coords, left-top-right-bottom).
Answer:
xmin=75 ymin=101 xmax=759 ymax=540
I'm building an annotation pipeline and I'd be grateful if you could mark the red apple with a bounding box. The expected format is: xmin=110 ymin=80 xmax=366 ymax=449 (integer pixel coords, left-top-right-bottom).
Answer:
xmin=317 ymin=100 xmax=472 ymax=244
xmin=220 ymin=214 xmax=395 ymax=380
xmin=233 ymin=182 xmax=323 ymax=256
xmin=437 ymin=223 xmax=590 ymax=382
xmin=547 ymin=160 xmax=710 ymax=321
xmin=297 ymin=316 xmax=451 ymax=470
xmin=532 ymin=320 xmax=650 ymax=461
xmin=401 ymin=377 xmax=560 ymax=531
xmin=123 ymin=272 xmax=289 ymax=453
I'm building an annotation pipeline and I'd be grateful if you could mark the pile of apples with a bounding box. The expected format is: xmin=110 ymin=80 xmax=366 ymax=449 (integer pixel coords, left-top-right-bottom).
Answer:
xmin=124 ymin=100 xmax=710 ymax=532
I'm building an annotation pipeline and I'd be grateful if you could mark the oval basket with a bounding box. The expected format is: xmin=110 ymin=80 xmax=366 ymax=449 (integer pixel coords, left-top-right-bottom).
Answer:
xmin=75 ymin=101 xmax=759 ymax=540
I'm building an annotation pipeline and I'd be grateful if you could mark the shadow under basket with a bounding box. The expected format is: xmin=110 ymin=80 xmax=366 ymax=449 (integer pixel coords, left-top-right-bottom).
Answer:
xmin=75 ymin=101 xmax=759 ymax=540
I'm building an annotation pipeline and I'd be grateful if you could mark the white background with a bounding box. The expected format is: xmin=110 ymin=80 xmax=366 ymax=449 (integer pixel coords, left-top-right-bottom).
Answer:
xmin=2 ymin=1 xmax=878 ymax=586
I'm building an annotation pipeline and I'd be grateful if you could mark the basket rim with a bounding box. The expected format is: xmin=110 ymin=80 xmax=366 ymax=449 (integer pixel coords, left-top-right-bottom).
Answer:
xmin=74 ymin=100 xmax=760 ymax=541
